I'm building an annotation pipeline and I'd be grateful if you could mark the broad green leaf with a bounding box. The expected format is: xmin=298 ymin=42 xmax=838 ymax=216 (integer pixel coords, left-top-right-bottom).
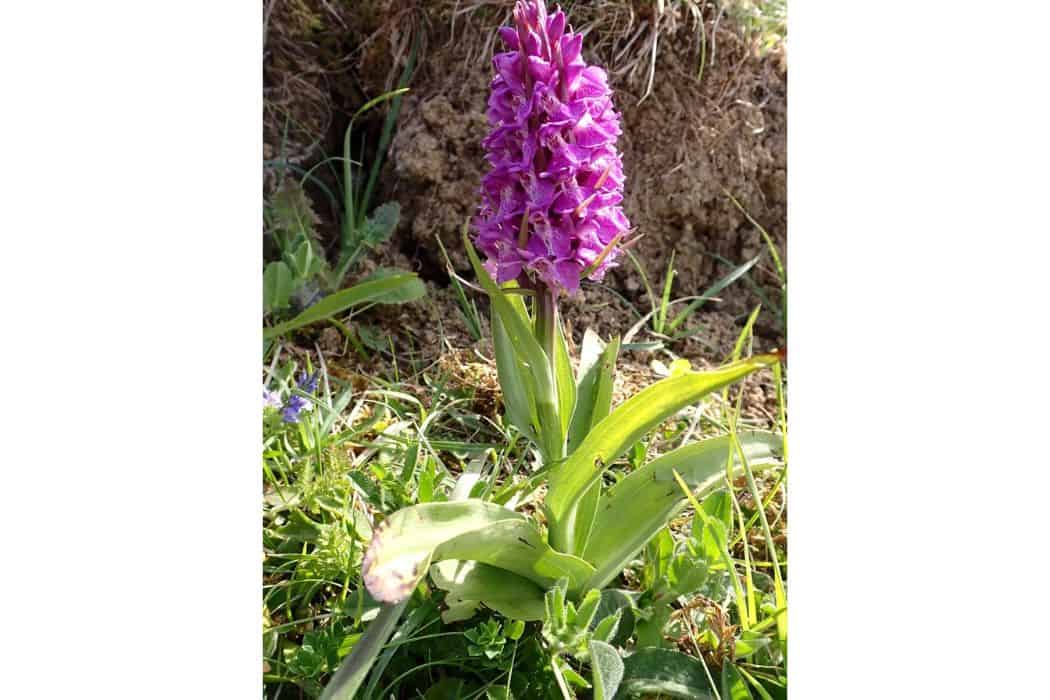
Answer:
xmin=733 ymin=630 xmax=771 ymax=659
xmin=649 ymin=528 xmax=675 ymax=586
xmin=358 ymin=267 xmax=426 ymax=303
xmin=633 ymin=604 xmax=673 ymax=649
xmin=547 ymin=354 xmax=780 ymax=555
xmin=362 ymin=500 xmax=594 ymax=604
xmin=614 ymin=648 xmax=716 ymax=700
xmin=264 ymin=272 xmax=421 ymax=338
xmin=274 ymin=509 xmax=326 ymax=543
xmin=589 ymin=640 xmax=625 ymax=700
xmin=492 ymin=309 xmax=539 ymax=442
xmin=431 ymin=559 xmax=546 ymax=622
xmin=464 ymin=231 xmax=560 ymax=460
xmin=583 ymin=432 xmax=782 ymax=590
xmin=571 ymin=480 xmax=602 ymax=560
xmin=721 ymin=663 xmax=754 ymax=700
xmin=567 ymin=330 xmax=619 ymax=454
xmin=263 ymin=260 xmax=294 ymax=313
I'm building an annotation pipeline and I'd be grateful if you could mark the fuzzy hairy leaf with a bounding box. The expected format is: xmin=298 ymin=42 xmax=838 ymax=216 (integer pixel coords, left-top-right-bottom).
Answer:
xmin=583 ymin=431 xmax=782 ymax=590
xmin=614 ymin=649 xmax=716 ymax=700
xmin=590 ymin=640 xmax=625 ymax=700
xmin=263 ymin=261 xmax=295 ymax=313
xmin=360 ymin=202 xmax=400 ymax=248
xmin=362 ymin=500 xmax=594 ymax=604
xmin=547 ymin=354 xmax=781 ymax=555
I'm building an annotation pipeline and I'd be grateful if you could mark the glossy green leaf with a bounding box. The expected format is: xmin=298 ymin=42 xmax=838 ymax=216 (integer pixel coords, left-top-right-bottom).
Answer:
xmin=547 ymin=354 xmax=780 ymax=555
xmin=492 ymin=309 xmax=538 ymax=442
xmin=733 ymin=630 xmax=771 ymax=659
xmin=357 ymin=267 xmax=426 ymax=303
xmin=571 ymin=480 xmax=603 ymax=561
xmin=590 ymin=640 xmax=625 ymax=700
xmin=592 ymin=608 xmax=622 ymax=645
xmin=264 ymin=272 xmax=422 ymax=338
xmin=614 ymin=648 xmax=716 ymax=700
xmin=567 ymin=330 xmax=619 ymax=454
xmin=362 ymin=500 xmax=594 ymax=604
xmin=464 ymin=230 xmax=560 ymax=460
xmin=583 ymin=432 xmax=782 ymax=590
xmin=430 ymin=559 xmax=546 ymax=622
xmin=721 ymin=663 xmax=754 ymax=700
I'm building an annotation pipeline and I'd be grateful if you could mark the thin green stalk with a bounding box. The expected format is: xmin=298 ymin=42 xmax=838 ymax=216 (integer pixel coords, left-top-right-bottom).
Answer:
xmin=360 ymin=32 xmax=418 ymax=226
xmin=533 ymin=285 xmax=563 ymax=462
xmin=655 ymin=250 xmax=676 ymax=334
xmin=535 ymin=287 xmax=558 ymax=375
xmin=318 ymin=600 xmax=407 ymax=700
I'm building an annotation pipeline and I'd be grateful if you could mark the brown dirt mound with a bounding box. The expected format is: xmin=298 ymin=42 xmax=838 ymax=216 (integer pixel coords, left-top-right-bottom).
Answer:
xmin=264 ymin=1 xmax=787 ymax=375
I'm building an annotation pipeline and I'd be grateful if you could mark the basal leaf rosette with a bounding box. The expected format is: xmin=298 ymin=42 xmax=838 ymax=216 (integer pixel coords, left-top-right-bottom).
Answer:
xmin=474 ymin=0 xmax=630 ymax=296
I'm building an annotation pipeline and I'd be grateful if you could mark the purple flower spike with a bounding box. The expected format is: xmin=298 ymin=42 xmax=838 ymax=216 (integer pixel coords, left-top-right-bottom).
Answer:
xmin=475 ymin=0 xmax=629 ymax=296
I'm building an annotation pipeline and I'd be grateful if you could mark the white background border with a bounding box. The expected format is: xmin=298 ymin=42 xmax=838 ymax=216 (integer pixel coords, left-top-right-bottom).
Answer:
xmin=2 ymin=1 xmax=1049 ymax=696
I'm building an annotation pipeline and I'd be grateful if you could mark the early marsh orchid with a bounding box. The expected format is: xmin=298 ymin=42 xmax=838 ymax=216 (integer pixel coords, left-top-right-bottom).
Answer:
xmin=475 ymin=0 xmax=629 ymax=296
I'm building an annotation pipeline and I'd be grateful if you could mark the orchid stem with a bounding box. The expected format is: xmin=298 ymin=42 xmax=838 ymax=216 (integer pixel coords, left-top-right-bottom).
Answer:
xmin=535 ymin=287 xmax=557 ymax=373
xmin=534 ymin=286 xmax=564 ymax=464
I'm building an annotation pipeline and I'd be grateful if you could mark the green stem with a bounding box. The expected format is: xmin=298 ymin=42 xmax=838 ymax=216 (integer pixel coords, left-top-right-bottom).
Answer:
xmin=533 ymin=286 xmax=563 ymax=462
xmin=535 ymin=287 xmax=557 ymax=377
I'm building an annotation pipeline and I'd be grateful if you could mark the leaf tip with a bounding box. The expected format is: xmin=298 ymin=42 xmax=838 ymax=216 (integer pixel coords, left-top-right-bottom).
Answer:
xmin=361 ymin=519 xmax=423 ymax=604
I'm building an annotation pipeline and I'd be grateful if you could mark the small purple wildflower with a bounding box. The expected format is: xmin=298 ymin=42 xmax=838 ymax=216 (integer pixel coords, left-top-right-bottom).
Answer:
xmin=475 ymin=0 xmax=629 ymax=296
xmin=263 ymin=387 xmax=282 ymax=410
xmin=279 ymin=370 xmax=319 ymax=424
xmin=297 ymin=370 xmax=319 ymax=394
xmin=281 ymin=394 xmax=312 ymax=424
